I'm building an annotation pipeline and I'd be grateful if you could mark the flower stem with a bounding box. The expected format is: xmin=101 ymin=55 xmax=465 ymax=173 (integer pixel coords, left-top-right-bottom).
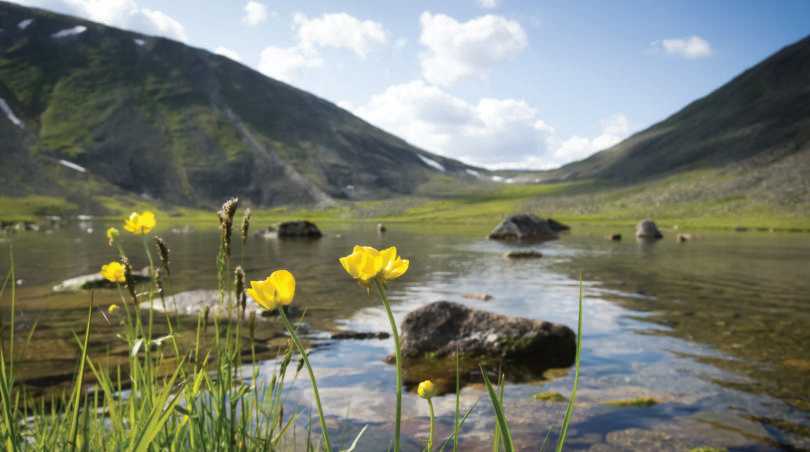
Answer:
xmin=375 ymin=279 xmax=402 ymax=452
xmin=277 ymin=306 xmax=333 ymax=452
xmin=427 ymin=398 xmax=435 ymax=452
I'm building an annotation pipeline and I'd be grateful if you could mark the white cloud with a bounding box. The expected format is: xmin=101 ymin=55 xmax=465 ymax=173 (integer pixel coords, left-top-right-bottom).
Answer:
xmin=257 ymin=45 xmax=324 ymax=84
xmin=257 ymin=12 xmax=389 ymax=85
xmin=214 ymin=46 xmax=242 ymax=62
xmin=554 ymin=114 xmax=630 ymax=161
xmin=7 ymin=0 xmax=187 ymax=42
xmin=349 ymin=80 xmax=556 ymax=169
xmin=654 ymin=35 xmax=713 ymax=59
xmin=241 ymin=1 xmax=267 ymax=26
xmin=476 ymin=0 xmax=502 ymax=9
xmin=419 ymin=12 xmax=527 ymax=87
xmin=293 ymin=12 xmax=387 ymax=58
xmin=347 ymin=81 xmax=631 ymax=169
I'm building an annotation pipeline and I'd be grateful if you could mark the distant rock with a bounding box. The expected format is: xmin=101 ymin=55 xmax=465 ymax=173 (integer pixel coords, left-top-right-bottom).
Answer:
xmin=52 ymin=268 xmax=151 ymax=292
xmin=377 ymin=223 xmax=386 ymax=233
xmin=635 ymin=220 xmax=663 ymax=239
xmin=277 ymin=221 xmax=322 ymax=238
xmin=502 ymin=249 xmax=543 ymax=259
xmin=488 ymin=214 xmax=559 ymax=241
xmin=392 ymin=301 xmax=575 ymax=365
xmin=607 ymin=233 xmax=622 ymax=241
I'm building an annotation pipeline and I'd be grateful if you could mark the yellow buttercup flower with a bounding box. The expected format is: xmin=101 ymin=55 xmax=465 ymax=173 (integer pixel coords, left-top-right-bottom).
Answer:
xmin=100 ymin=261 xmax=126 ymax=283
xmin=108 ymin=304 xmax=120 ymax=315
xmin=339 ymin=246 xmax=409 ymax=288
xmin=247 ymin=270 xmax=295 ymax=310
xmin=123 ymin=211 xmax=155 ymax=234
xmin=418 ymin=380 xmax=435 ymax=400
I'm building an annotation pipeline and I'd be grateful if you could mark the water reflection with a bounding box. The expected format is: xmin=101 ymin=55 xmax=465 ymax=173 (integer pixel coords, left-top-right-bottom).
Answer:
xmin=1 ymin=223 xmax=809 ymax=449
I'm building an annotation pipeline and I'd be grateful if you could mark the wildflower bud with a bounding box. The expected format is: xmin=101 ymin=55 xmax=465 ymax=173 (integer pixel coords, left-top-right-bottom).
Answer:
xmin=106 ymin=227 xmax=119 ymax=246
xmin=122 ymin=259 xmax=137 ymax=303
xmin=108 ymin=304 xmax=120 ymax=315
xmin=241 ymin=208 xmax=251 ymax=249
xmin=248 ymin=311 xmax=256 ymax=345
xmin=203 ymin=306 xmax=210 ymax=335
xmin=234 ymin=266 xmax=246 ymax=313
xmin=418 ymin=380 xmax=435 ymax=400
xmin=218 ymin=198 xmax=238 ymax=259
xmin=154 ymin=236 xmax=171 ymax=277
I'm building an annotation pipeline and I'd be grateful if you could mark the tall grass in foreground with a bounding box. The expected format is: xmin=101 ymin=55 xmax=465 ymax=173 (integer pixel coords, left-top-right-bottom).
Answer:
xmin=0 ymin=200 xmax=582 ymax=450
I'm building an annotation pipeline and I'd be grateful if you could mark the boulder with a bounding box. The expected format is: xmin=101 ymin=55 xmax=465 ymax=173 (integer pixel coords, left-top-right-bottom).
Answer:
xmin=606 ymin=233 xmax=622 ymax=241
xmin=635 ymin=220 xmax=663 ymax=239
xmin=488 ymin=214 xmax=559 ymax=241
xmin=52 ymin=268 xmax=151 ymax=292
xmin=546 ymin=218 xmax=570 ymax=231
xmin=393 ymin=301 xmax=575 ymax=366
xmin=141 ymin=289 xmax=302 ymax=320
xmin=277 ymin=220 xmax=322 ymax=238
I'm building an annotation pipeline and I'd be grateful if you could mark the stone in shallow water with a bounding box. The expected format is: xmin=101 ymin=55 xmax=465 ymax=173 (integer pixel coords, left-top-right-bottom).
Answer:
xmin=488 ymin=213 xmax=559 ymax=241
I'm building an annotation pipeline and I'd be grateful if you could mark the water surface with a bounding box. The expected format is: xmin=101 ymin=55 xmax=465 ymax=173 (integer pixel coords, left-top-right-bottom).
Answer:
xmin=1 ymin=221 xmax=809 ymax=450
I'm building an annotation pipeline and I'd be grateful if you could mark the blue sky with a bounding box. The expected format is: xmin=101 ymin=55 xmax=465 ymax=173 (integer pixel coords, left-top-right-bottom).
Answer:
xmin=8 ymin=0 xmax=810 ymax=170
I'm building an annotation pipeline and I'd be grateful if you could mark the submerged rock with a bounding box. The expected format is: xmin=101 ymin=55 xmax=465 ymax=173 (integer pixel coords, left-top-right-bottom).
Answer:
xmin=635 ymin=219 xmax=663 ymax=239
xmin=52 ymin=268 xmax=151 ymax=292
xmin=394 ymin=301 xmax=575 ymax=364
xmin=546 ymin=218 xmax=570 ymax=231
xmin=488 ymin=214 xmax=559 ymax=241
xmin=502 ymin=249 xmax=543 ymax=259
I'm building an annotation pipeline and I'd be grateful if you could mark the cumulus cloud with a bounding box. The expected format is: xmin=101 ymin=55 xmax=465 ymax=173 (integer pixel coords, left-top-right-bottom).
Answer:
xmin=7 ymin=0 xmax=187 ymax=42
xmin=554 ymin=114 xmax=630 ymax=161
xmin=652 ymin=35 xmax=713 ymax=59
xmin=214 ymin=46 xmax=242 ymax=62
xmin=346 ymin=81 xmax=631 ymax=169
xmin=419 ymin=12 xmax=527 ymax=87
xmin=348 ymin=80 xmax=556 ymax=169
xmin=293 ymin=12 xmax=387 ymax=58
xmin=257 ymin=12 xmax=389 ymax=84
xmin=241 ymin=1 xmax=268 ymax=26
xmin=257 ymin=45 xmax=324 ymax=84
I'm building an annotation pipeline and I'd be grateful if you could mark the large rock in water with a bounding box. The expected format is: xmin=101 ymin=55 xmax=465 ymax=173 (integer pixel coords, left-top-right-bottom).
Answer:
xmin=488 ymin=214 xmax=559 ymax=241
xmin=52 ymin=268 xmax=151 ymax=292
xmin=277 ymin=220 xmax=322 ymax=238
xmin=635 ymin=219 xmax=663 ymax=239
xmin=395 ymin=301 xmax=576 ymax=366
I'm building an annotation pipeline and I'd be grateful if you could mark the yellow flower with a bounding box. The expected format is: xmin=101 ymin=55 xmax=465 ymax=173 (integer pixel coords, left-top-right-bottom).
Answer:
xmin=123 ymin=211 xmax=155 ymax=234
xmin=418 ymin=380 xmax=435 ymax=399
xmin=108 ymin=304 xmax=120 ymax=315
xmin=100 ymin=261 xmax=126 ymax=283
xmin=246 ymin=270 xmax=295 ymax=310
xmin=339 ymin=246 xmax=409 ymax=288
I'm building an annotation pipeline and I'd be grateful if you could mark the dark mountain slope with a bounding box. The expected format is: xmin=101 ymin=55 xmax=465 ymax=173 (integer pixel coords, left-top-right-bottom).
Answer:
xmin=0 ymin=2 xmax=477 ymax=211
xmin=552 ymin=34 xmax=810 ymax=183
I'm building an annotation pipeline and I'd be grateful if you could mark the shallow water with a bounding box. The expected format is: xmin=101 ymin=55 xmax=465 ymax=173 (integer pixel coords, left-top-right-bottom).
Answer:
xmin=1 ymin=221 xmax=809 ymax=450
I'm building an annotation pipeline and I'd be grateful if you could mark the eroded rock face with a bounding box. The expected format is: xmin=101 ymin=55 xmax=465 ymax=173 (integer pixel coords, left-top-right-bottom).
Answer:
xmin=395 ymin=301 xmax=576 ymax=365
xmin=635 ymin=219 xmax=663 ymax=239
xmin=488 ymin=214 xmax=560 ymax=241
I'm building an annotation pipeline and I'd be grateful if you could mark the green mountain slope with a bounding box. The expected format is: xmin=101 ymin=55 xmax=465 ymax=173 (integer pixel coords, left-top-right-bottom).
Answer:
xmin=0 ymin=2 xmax=478 ymax=213
xmin=550 ymin=34 xmax=810 ymax=185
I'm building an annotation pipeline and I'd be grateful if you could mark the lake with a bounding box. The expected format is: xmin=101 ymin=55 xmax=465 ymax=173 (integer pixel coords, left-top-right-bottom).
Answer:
xmin=1 ymin=220 xmax=809 ymax=451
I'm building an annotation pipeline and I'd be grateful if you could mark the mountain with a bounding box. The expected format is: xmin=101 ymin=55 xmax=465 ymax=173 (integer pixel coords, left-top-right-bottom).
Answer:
xmin=0 ymin=2 xmax=478 ymax=213
xmin=548 ymin=34 xmax=810 ymax=189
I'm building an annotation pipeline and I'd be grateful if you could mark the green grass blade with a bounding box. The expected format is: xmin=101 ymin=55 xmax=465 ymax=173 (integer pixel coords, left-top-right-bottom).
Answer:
xmin=479 ymin=367 xmax=513 ymax=452
xmin=340 ymin=424 xmax=368 ymax=452
xmin=68 ymin=296 xmax=94 ymax=452
xmin=556 ymin=276 xmax=583 ymax=452
xmin=437 ymin=400 xmax=478 ymax=452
